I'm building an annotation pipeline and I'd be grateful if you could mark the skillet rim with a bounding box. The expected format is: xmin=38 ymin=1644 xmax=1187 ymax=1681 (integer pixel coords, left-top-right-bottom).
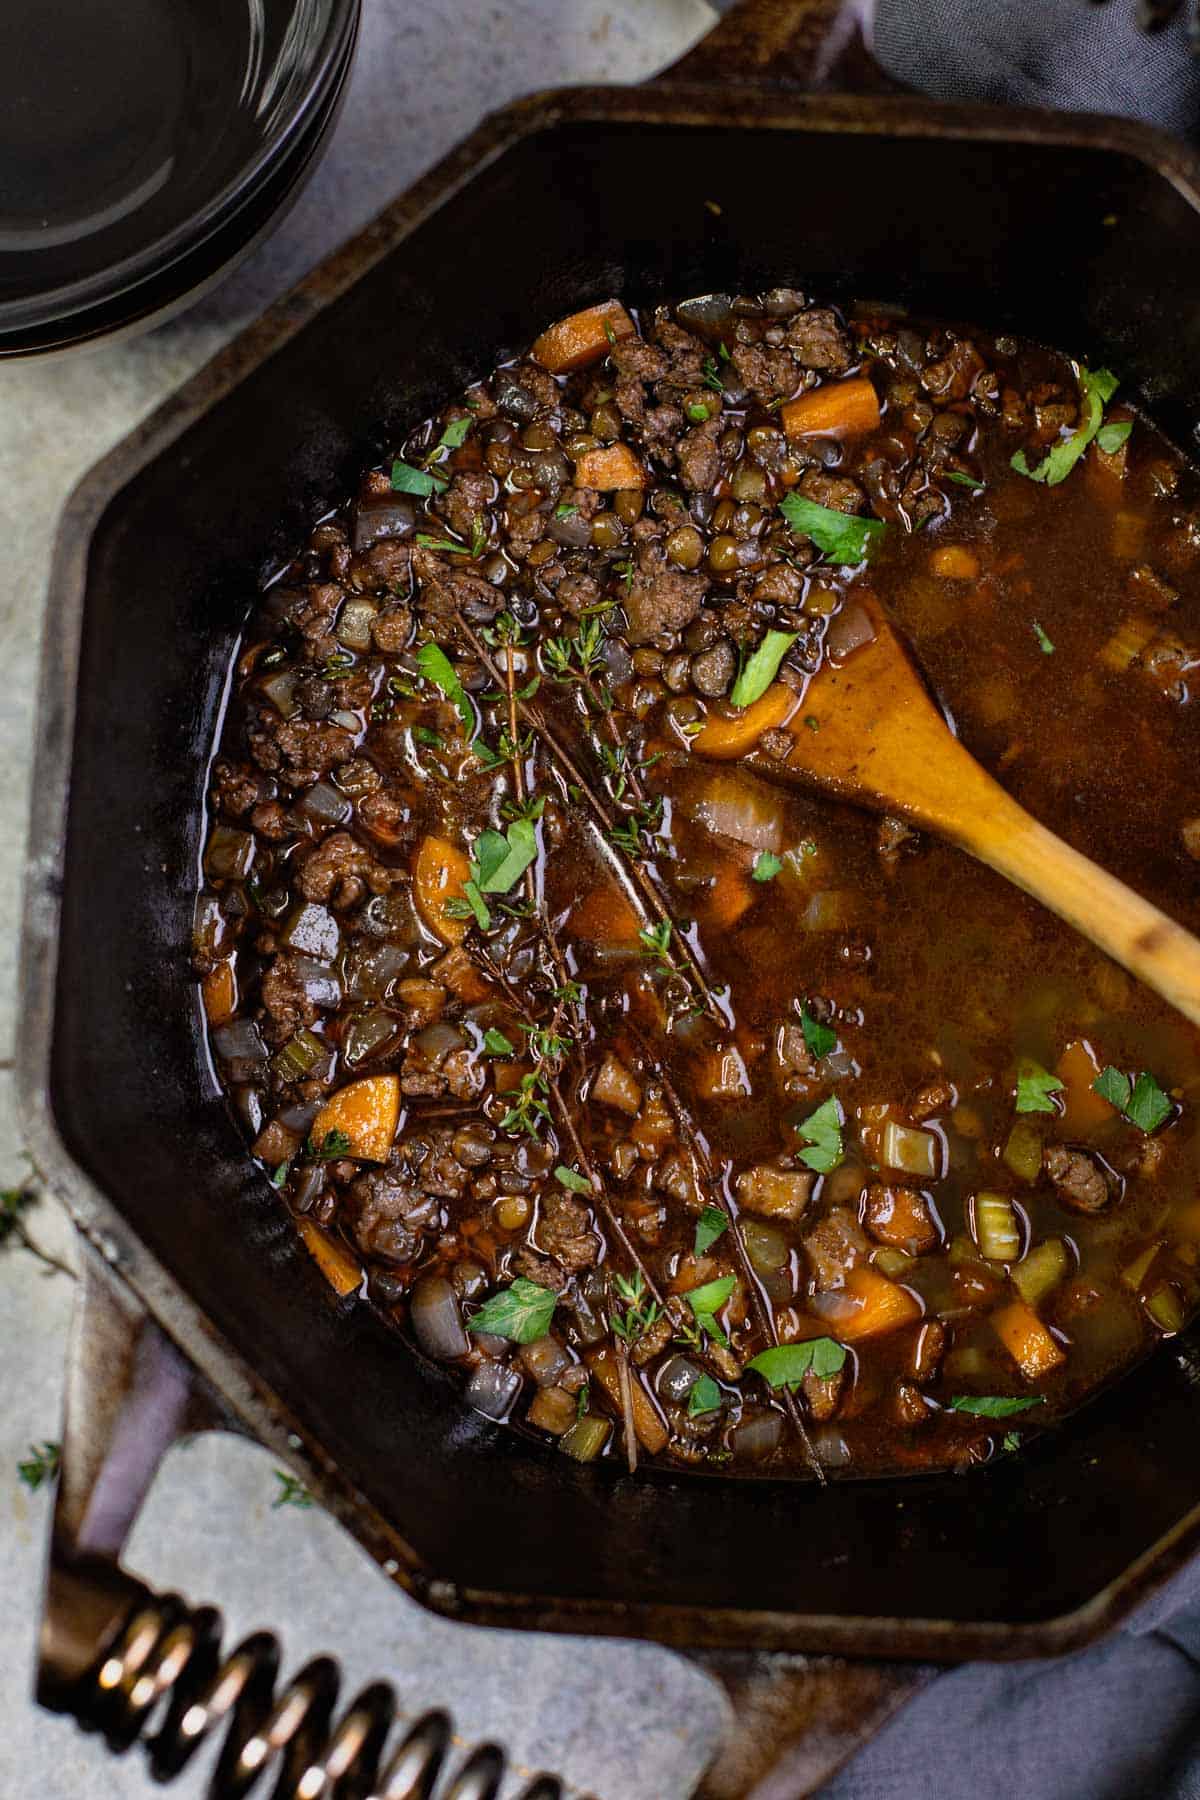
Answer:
xmin=20 ymin=80 xmax=1200 ymax=1658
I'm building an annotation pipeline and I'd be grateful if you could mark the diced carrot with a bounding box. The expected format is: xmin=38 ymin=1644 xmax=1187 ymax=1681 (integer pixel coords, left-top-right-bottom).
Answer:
xmin=586 ymin=1347 xmax=668 ymax=1454
xmin=311 ymin=1074 xmax=400 ymax=1163
xmin=1055 ymin=1037 xmax=1116 ymax=1134
xmin=704 ymin=861 xmax=754 ymax=929
xmin=295 ymin=1219 xmax=363 ymax=1298
xmin=991 ymin=1298 xmax=1066 ymax=1380
xmin=929 ymin=545 xmax=979 ymax=581
xmin=692 ymin=683 xmax=799 ymax=760
xmin=830 ymin=1266 xmax=922 ymax=1342
xmin=201 ymin=960 xmax=237 ymax=1026
xmin=573 ymin=443 xmax=645 ymax=491
xmin=496 ymin=1061 xmax=537 ymax=1099
xmin=780 ymin=377 xmax=880 ymax=440
xmin=1098 ymin=614 xmax=1155 ymax=673
xmin=569 ymin=881 xmax=641 ymax=945
xmin=531 ymin=300 xmax=636 ymax=373
xmin=413 ymin=833 xmax=472 ymax=945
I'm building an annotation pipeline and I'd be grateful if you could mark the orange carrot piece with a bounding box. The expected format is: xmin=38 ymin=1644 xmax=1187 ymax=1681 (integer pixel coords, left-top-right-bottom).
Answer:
xmin=705 ymin=861 xmax=754 ymax=929
xmin=991 ymin=1298 xmax=1066 ymax=1380
xmin=311 ymin=1074 xmax=400 ymax=1164
xmin=413 ymin=833 xmax=472 ymax=945
xmin=531 ymin=300 xmax=635 ymax=373
xmin=831 ymin=1266 xmax=922 ymax=1342
xmin=781 ymin=376 xmax=880 ymax=440
xmin=692 ymin=683 xmax=799 ymax=760
xmin=929 ymin=544 xmax=980 ymax=581
xmin=586 ymin=1347 xmax=669 ymax=1454
xmin=573 ymin=443 xmax=645 ymax=491
xmin=201 ymin=960 xmax=237 ymax=1026
xmin=1056 ymin=1037 xmax=1116 ymax=1134
xmin=569 ymin=881 xmax=641 ymax=946
xmin=295 ymin=1219 xmax=363 ymax=1298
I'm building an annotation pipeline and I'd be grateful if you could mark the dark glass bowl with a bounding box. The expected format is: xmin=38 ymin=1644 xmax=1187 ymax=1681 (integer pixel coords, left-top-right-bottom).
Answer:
xmin=0 ymin=0 xmax=359 ymax=356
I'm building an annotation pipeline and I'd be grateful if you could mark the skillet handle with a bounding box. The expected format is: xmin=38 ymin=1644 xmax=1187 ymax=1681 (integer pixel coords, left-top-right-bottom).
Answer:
xmin=658 ymin=0 xmax=902 ymax=94
xmin=38 ymin=1243 xmax=564 ymax=1798
xmin=690 ymin=1648 xmax=937 ymax=1799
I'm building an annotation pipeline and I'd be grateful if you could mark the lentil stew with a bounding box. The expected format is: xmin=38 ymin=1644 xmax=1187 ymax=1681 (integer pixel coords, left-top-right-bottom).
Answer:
xmin=196 ymin=291 xmax=1200 ymax=1479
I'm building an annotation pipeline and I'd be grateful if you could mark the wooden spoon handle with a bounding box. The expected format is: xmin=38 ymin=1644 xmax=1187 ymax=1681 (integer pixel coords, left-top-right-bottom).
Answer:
xmin=956 ymin=787 xmax=1200 ymax=1030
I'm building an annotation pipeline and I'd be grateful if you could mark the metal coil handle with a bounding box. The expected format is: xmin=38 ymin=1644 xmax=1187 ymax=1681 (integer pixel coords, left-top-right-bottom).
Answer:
xmin=72 ymin=1588 xmax=562 ymax=1799
xmin=38 ymin=1249 xmax=570 ymax=1800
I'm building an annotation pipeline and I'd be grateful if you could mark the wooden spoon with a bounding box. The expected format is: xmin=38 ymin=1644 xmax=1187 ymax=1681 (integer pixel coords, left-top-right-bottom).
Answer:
xmin=736 ymin=597 xmax=1200 ymax=1029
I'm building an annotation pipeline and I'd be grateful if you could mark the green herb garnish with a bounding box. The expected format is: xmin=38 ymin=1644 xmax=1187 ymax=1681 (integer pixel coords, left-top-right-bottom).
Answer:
xmin=270 ymin=1162 xmax=290 ymax=1189
xmin=1032 ymin=621 xmax=1055 ymax=656
xmin=746 ymin=1338 xmax=846 ymax=1389
xmin=947 ymin=471 xmax=985 ymax=490
xmin=611 ymin=1271 xmax=659 ymax=1345
xmin=694 ymin=1205 xmax=729 ymax=1256
xmin=752 ymin=851 xmax=783 ymax=882
xmin=431 ymin=415 xmax=471 ymax=455
xmin=471 ymin=817 xmax=539 ymax=895
xmin=730 ymin=629 xmax=798 ymax=708
xmin=949 ymin=1395 xmax=1044 ymax=1419
xmin=483 ymin=1027 xmax=515 ymax=1056
xmin=1092 ymin=1066 xmax=1173 ymax=1133
xmin=554 ymin=502 xmax=578 ymax=519
xmin=1015 ymin=1058 xmax=1063 ymax=1115
xmin=272 ymin=1470 xmax=315 ymax=1508
xmin=416 ymin=533 xmax=470 ymax=555
xmin=415 ymin=642 xmax=475 ymax=737
xmin=688 ymin=1373 xmax=723 ymax=1417
xmin=470 ymin=1277 xmax=557 ymax=1343
xmin=414 ymin=725 xmax=444 ymax=748
xmin=1097 ymin=420 xmax=1132 ymax=455
xmin=1011 ymin=365 xmax=1118 ymax=486
xmin=307 ymin=1128 xmax=352 ymax=1161
xmin=685 ymin=400 xmax=712 ymax=424
xmin=801 ymin=1007 xmax=837 ymax=1060
xmin=17 ymin=1441 xmax=60 ymax=1491
xmin=794 ymin=1096 xmax=843 ymax=1173
xmin=391 ymin=459 xmax=447 ymax=496
xmin=555 ymin=1165 xmax=592 ymax=1195
xmin=685 ymin=1274 xmax=737 ymax=1347
xmin=779 ymin=492 xmax=887 ymax=564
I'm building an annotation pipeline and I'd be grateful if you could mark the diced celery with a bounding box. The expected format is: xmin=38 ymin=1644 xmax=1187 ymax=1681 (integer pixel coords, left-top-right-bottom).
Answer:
xmin=204 ymin=825 xmax=255 ymax=880
xmin=973 ymin=1191 xmax=1021 ymax=1262
xmin=271 ymin=1028 xmax=326 ymax=1083
xmin=1146 ymin=1284 xmax=1185 ymax=1334
xmin=872 ymin=1247 xmax=914 ymax=1279
xmin=799 ymin=889 xmax=865 ymax=932
xmin=1002 ymin=1118 xmax=1043 ymax=1184
xmin=881 ymin=1120 xmax=940 ymax=1179
xmin=558 ymin=1415 xmax=611 ymax=1462
xmin=342 ymin=1008 xmax=401 ymax=1068
xmin=1121 ymin=1241 xmax=1161 ymax=1292
xmin=1011 ymin=1238 xmax=1069 ymax=1307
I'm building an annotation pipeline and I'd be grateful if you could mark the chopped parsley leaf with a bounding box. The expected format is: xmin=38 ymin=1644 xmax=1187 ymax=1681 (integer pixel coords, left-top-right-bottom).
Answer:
xmin=752 ymin=851 xmax=783 ymax=882
xmin=746 ymin=1339 xmax=846 ymax=1389
xmin=555 ymin=1165 xmax=592 ymax=1194
xmin=694 ymin=1206 xmax=729 ymax=1256
xmin=801 ymin=1006 xmax=837 ymax=1060
xmin=794 ymin=1096 xmax=843 ymax=1173
xmin=779 ymin=492 xmax=887 ymax=564
xmin=470 ymin=1277 xmax=557 ymax=1344
xmin=1015 ymin=1058 xmax=1064 ymax=1115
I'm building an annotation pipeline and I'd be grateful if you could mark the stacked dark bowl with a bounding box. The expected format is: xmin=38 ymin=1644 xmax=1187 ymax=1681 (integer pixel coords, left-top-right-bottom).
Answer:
xmin=0 ymin=0 xmax=360 ymax=356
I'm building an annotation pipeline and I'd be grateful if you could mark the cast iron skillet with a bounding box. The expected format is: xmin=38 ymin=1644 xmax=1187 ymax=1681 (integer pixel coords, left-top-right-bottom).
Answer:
xmin=21 ymin=1 xmax=1200 ymax=1792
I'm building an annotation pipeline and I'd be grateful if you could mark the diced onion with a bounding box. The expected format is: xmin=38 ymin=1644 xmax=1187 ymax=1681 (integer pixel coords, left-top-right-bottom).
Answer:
xmin=881 ymin=1120 xmax=941 ymax=1179
xmin=410 ymin=1276 xmax=469 ymax=1361
xmin=297 ymin=781 xmax=353 ymax=827
xmin=337 ymin=598 xmax=378 ymax=651
xmin=691 ymin=771 xmax=784 ymax=852
xmin=1012 ymin=1238 xmax=1069 ymax=1306
xmin=464 ymin=1361 xmax=522 ymax=1420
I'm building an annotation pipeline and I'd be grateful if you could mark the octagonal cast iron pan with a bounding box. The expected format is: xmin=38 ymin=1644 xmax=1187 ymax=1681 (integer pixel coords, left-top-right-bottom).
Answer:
xmin=21 ymin=1 xmax=1200 ymax=1793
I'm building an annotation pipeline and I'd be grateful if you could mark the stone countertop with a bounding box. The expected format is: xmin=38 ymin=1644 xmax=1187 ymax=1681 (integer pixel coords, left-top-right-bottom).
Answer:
xmin=0 ymin=4 xmax=732 ymax=1796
